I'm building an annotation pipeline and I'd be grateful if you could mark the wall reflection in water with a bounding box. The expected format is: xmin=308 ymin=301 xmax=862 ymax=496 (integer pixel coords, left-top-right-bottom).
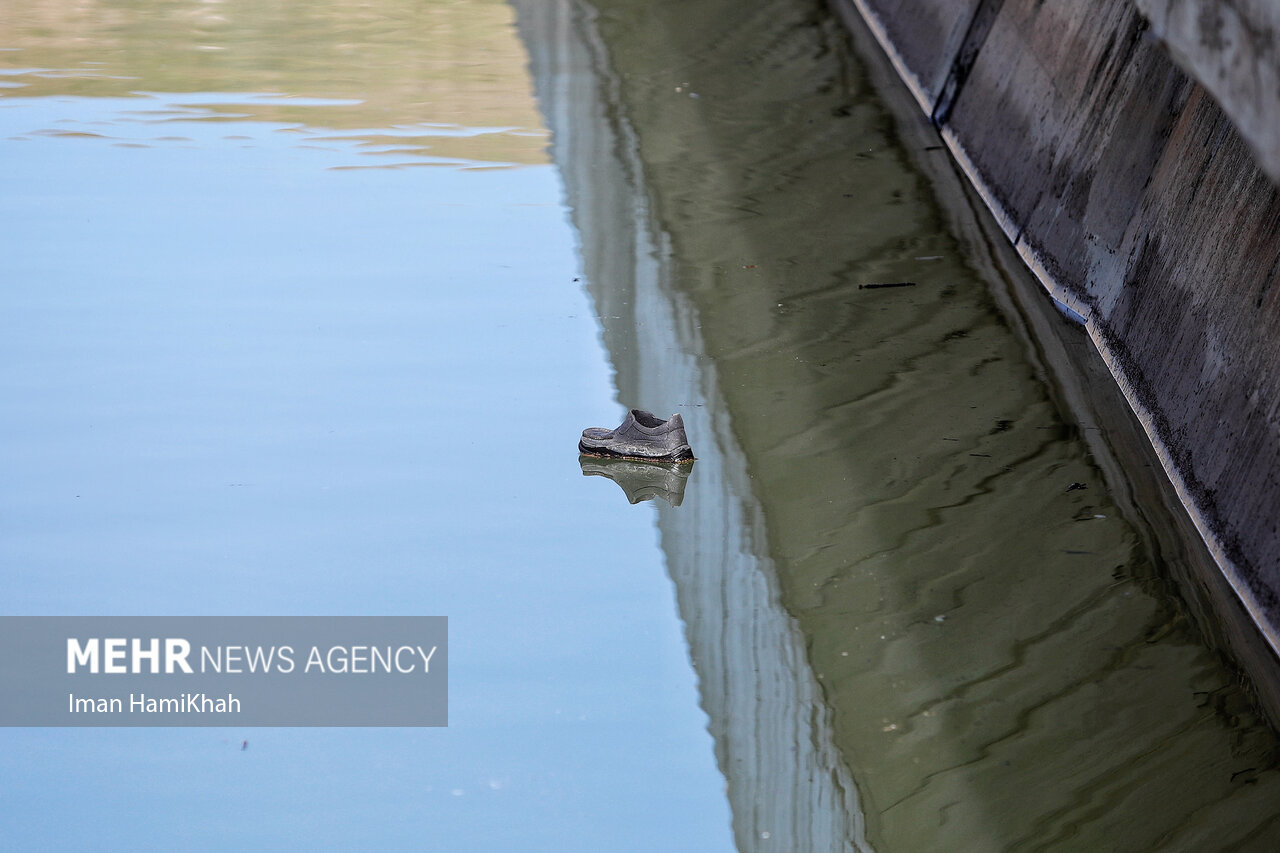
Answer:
xmin=516 ymin=0 xmax=1280 ymax=850
xmin=514 ymin=3 xmax=872 ymax=850
xmin=0 ymin=0 xmax=548 ymax=166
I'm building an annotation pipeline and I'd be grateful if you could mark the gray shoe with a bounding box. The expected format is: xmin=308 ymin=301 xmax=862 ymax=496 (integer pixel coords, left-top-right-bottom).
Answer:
xmin=578 ymin=409 xmax=694 ymax=463
xmin=578 ymin=455 xmax=693 ymax=506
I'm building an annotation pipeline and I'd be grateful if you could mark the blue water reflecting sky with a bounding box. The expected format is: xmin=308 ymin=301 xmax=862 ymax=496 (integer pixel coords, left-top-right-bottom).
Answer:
xmin=0 ymin=77 xmax=733 ymax=853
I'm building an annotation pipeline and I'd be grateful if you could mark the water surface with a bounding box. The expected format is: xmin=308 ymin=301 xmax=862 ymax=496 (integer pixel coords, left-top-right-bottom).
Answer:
xmin=6 ymin=0 xmax=1280 ymax=851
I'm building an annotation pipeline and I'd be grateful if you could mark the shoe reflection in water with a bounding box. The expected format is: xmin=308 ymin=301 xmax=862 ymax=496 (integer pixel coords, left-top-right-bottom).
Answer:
xmin=578 ymin=455 xmax=694 ymax=507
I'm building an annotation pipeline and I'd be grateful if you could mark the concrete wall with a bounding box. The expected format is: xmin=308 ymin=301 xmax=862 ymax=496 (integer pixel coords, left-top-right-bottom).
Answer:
xmin=833 ymin=0 xmax=1280 ymax=655
xmin=1137 ymin=0 xmax=1280 ymax=184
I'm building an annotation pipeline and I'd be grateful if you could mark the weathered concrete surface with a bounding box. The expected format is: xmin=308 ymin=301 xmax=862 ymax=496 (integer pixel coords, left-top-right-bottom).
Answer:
xmin=1137 ymin=0 xmax=1280 ymax=184
xmin=835 ymin=0 xmax=1280 ymax=657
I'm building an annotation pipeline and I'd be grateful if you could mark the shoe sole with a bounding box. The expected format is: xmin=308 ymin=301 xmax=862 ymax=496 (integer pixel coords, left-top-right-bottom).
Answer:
xmin=577 ymin=441 xmax=695 ymax=464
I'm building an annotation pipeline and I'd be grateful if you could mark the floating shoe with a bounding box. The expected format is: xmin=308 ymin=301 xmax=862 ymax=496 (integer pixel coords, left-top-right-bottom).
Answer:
xmin=578 ymin=409 xmax=694 ymax=463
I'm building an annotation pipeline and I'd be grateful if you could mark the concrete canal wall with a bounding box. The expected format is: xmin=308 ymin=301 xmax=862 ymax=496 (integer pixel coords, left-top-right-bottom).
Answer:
xmin=830 ymin=0 xmax=1280 ymax=655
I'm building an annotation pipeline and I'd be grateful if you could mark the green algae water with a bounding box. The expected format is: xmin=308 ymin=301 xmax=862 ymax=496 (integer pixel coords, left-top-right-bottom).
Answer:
xmin=3 ymin=0 xmax=1280 ymax=850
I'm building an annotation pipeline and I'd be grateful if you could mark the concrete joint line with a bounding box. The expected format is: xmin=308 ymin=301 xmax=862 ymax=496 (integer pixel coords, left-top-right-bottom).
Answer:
xmin=932 ymin=0 xmax=1006 ymax=126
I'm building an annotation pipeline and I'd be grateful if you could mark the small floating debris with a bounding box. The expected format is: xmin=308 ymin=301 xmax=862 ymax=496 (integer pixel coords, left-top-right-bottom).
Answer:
xmin=859 ymin=282 xmax=917 ymax=290
xmin=1066 ymin=482 xmax=1088 ymax=492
